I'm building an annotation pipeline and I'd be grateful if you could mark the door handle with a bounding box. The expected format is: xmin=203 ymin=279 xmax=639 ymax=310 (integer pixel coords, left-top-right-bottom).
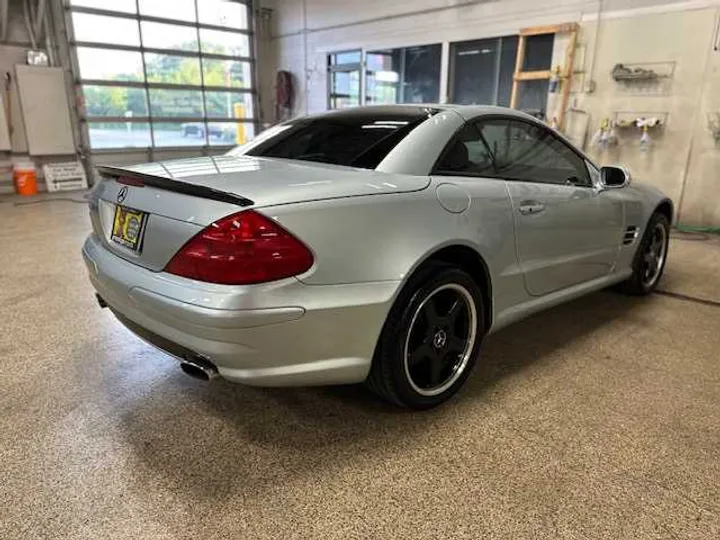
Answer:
xmin=518 ymin=200 xmax=545 ymax=215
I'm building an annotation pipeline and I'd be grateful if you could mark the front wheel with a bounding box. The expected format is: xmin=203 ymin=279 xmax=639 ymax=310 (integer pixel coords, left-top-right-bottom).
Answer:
xmin=366 ymin=265 xmax=485 ymax=409
xmin=620 ymin=212 xmax=670 ymax=295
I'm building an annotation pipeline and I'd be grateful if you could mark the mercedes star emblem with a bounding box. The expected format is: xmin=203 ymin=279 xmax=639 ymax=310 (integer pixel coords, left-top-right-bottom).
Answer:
xmin=117 ymin=186 xmax=128 ymax=203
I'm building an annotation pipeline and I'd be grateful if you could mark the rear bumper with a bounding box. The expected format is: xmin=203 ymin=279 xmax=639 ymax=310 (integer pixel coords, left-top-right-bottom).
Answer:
xmin=82 ymin=234 xmax=399 ymax=386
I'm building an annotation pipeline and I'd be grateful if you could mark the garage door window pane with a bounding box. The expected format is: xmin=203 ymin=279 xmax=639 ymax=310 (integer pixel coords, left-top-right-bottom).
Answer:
xmin=200 ymin=29 xmax=250 ymax=57
xmin=203 ymin=59 xmax=252 ymax=88
xmin=72 ymin=13 xmax=140 ymax=46
xmin=206 ymin=122 xmax=255 ymax=146
xmin=153 ymin=122 xmax=202 ymax=146
xmin=149 ymin=89 xmax=204 ymax=118
xmin=77 ymin=48 xmax=143 ymax=82
xmin=141 ymin=22 xmax=198 ymax=52
xmin=82 ymin=85 xmax=148 ymax=117
xmin=87 ymin=122 xmax=151 ymax=149
xmin=70 ymin=0 xmax=136 ymax=14
xmin=204 ymin=91 xmax=253 ymax=119
xmin=198 ymin=1 xmax=248 ymax=30
xmin=139 ymin=0 xmax=196 ymax=22
xmin=145 ymin=54 xmax=201 ymax=85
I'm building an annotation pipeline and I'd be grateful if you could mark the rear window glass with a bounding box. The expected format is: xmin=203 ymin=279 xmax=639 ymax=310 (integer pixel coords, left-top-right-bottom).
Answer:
xmin=245 ymin=110 xmax=437 ymax=169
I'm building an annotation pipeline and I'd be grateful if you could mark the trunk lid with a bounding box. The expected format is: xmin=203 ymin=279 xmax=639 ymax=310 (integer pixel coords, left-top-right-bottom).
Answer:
xmin=89 ymin=155 xmax=428 ymax=272
xmin=109 ymin=155 xmax=429 ymax=208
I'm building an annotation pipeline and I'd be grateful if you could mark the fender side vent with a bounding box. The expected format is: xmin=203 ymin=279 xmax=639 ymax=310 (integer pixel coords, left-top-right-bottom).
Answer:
xmin=623 ymin=226 xmax=639 ymax=245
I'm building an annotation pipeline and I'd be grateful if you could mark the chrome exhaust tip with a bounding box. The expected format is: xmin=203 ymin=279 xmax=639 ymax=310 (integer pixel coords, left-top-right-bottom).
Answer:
xmin=179 ymin=356 xmax=219 ymax=381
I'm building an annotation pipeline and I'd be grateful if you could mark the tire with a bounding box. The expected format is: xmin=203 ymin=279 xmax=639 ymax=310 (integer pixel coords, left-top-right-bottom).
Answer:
xmin=619 ymin=211 xmax=670 ymax=295
xmin=366 ymin=264 xmax=485 ymax=409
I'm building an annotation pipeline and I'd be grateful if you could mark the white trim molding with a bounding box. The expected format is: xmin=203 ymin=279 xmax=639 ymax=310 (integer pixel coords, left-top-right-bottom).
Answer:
xmin=581 ymin=0 xmax=720 ymax=22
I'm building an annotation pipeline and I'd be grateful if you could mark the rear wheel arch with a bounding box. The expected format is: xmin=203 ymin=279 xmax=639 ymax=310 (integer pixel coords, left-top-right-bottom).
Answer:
xmin=384 ymin=244 xmax=493 ymax=333
xmin=420 ymin=245 xmax=493 ymax=332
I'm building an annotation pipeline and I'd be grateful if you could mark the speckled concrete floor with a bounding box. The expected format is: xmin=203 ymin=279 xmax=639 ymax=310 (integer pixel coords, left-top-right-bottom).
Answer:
xmin=1 ymin=194 xmax=719 ymax=540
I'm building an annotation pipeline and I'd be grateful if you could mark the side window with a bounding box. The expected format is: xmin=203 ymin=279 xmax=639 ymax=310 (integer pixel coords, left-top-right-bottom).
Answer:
xmin=479 ymin=119 xmax=591 ymax=187
xmin=434 ymin=123 xmax=494 ymax=176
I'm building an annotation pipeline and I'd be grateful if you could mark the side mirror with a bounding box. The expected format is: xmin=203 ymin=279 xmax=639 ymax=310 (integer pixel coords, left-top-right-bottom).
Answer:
xmin=600 ymin=166 xmax=631 ymax=188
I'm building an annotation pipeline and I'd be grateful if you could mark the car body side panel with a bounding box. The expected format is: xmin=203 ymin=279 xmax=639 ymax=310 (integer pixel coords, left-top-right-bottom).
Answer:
xmin=375 ymin=110 xmax=464 ymax=176
xmin=259 ymin=175 xmax=520 ymax=330
xmin=505 ymin=181 xmax=625 ymax=296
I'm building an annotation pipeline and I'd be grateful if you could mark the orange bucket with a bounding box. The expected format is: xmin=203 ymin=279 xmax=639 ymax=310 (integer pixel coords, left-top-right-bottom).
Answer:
xmin=13 ymin=164 xmax=38 ymax=196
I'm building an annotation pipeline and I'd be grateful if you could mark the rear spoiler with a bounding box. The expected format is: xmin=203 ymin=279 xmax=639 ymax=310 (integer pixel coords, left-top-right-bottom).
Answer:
xmin=96 ymin=166 xmax=254 ymax=207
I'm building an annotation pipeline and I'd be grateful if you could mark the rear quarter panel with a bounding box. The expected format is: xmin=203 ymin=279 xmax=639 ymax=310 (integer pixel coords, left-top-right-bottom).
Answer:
xmin=259 ymin=176 xmax=519 ymax=323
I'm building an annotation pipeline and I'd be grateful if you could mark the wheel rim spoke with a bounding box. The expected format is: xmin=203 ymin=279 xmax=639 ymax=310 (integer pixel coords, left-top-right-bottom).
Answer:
xmin=446 ymin=334 xmax=466 ymax=355
xmin=429 ymin=356 xmax=444 ymax=386
xmin=408 ymin=342 xmax=434 ymax=368
xmin=447 ymin=299 xmax=463 ymax=326
xmin=423 ymin=297 xmax=442 ymax=328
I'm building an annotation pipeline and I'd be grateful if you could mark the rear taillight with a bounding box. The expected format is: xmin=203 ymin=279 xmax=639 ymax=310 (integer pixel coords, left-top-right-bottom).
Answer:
xmin=164 ymin=210 xmax=313 ymax=285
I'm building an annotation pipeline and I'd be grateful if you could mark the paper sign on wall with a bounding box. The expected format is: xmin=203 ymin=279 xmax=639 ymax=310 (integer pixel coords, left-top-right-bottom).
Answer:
xmin=42 ymin=162 xmax=88 ymax=193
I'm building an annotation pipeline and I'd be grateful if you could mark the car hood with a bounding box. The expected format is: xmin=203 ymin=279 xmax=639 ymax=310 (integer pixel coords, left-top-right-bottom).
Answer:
xmin=115 ymin=155 xmax=430 ymax=208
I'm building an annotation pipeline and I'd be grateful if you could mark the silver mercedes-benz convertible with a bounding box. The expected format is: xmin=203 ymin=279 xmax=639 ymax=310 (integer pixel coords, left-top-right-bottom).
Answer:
xmin=82 ymin=104 xmax=672 ymax=409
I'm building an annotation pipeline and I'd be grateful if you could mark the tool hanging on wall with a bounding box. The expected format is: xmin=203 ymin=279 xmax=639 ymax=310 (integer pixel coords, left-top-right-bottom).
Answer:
xmin=275 ymin=70 xmax=294 ymax=123
xmin=639 ymin=125 xmax=651 ymax=151
xmin=629 ymin=116 xmax=662 ymax=151
xmin=590 ymin=118 xmax=617 ymax=149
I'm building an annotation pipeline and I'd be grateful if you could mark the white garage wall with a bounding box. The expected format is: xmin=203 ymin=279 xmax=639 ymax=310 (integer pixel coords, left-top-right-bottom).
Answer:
xmin=259 ymin=0 xmax=720 ymax=227
xmin=261 ymin=0 xmax=716 ymax=115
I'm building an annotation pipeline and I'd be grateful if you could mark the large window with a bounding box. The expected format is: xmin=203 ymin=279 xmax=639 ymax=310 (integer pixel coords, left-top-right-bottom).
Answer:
xmin=366 ymin=44 xmax=441 ymax=105
xmin=450 ymin=34 xmax=553 ymax=116
xmin=327 ymin=36 xmax=554 ymax=115
xmin=68 ymin=0 xmax=255 ymax=150
xmin=450 ymin=36 xmax=519 ymax=107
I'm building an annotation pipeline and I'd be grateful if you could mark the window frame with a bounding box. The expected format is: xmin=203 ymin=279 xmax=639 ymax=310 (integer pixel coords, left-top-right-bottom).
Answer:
xmin=66 ymin=0 xmax=257 ymax=152
xmin=432 ymin=115 xmax=595 ymax=188
xmin=327 ymin=49 xmax=363 ymax=110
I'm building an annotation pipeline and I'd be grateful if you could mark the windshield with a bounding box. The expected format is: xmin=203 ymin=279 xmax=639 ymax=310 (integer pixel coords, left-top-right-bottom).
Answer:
xmin=237 ymin=108 xmax=439 ymax=169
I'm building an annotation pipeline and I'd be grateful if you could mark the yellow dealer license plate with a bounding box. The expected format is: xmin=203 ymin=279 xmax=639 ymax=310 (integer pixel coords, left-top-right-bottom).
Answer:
xmin=111 ymin=205 xmax=148 ymax=252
